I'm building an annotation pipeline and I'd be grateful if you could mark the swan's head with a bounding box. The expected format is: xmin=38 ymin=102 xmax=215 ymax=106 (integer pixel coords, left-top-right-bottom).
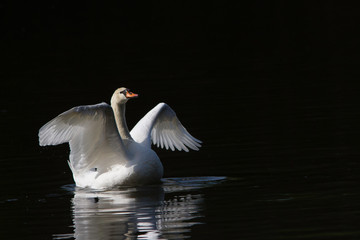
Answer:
xmin=111 ymin=87 xmax=138 ymax=105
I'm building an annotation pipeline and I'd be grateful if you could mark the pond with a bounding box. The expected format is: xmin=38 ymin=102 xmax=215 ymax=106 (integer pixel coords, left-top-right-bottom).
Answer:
xmin=1 ymin=79 xmax=360 ymax=239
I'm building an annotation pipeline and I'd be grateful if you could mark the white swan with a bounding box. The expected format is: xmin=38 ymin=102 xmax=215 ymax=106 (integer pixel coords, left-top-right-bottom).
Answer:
xmin=38 ymin=88 xmax=202 ymax=189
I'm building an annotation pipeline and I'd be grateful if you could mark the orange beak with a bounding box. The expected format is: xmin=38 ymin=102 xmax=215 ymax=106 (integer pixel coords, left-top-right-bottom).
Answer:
xmin=126 ymin=91 xmax=138 ymax=98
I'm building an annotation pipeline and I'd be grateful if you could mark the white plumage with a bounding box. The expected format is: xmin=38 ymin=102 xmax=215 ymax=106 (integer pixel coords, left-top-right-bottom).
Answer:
xmin=131 ymin=102 xmax=201 ymax=152
xmin=39 ymin=88 xmax=202 ymax=189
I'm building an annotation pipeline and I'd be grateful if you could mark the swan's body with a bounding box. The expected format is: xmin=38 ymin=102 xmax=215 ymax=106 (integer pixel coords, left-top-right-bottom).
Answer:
xmin=39 ymin=88 xmax=201 ymax=189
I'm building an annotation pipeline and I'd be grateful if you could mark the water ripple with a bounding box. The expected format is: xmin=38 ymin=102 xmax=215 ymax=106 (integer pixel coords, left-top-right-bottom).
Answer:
xmin=53 ymin=176 xmax=225 ymax=240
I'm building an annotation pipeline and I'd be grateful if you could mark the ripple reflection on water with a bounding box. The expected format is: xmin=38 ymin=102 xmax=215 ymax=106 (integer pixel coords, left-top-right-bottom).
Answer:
xmin=53 ymin=176 xmax=225 ymax=240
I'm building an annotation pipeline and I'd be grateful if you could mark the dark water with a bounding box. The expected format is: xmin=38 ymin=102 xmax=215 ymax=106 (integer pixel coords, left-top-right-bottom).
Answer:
xmin=2 ymin=2 xmax=360 ymax=239
xmin=2 ymin=80 xmax=360 ymax=239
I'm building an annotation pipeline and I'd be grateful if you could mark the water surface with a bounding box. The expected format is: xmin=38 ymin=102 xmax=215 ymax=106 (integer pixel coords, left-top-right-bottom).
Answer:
xmin=2 ymin=80 xmax=360 ymax=239
xmin=54 ymin=177 xmax=225 ymax=239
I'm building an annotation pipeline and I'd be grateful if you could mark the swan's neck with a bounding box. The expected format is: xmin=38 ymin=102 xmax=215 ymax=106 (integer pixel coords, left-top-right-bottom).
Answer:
xmin=112 ymin=102 xmax=133 ymax=140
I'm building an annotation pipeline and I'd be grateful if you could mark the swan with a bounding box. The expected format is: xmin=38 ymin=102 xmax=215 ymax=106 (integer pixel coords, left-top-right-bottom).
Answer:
xmin=38 ymin=88 xmax=202 ymax=189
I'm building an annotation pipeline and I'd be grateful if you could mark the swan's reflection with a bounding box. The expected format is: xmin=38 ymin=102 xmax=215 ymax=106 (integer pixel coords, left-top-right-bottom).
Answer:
xmin=69 ymin=179 xmax=208 ymax=240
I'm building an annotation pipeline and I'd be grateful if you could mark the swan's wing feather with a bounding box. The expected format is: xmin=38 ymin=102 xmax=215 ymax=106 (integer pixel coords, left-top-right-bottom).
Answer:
xmin=39 ymin=102 xmax=119 ymax=171
xmin=130 ymin=103 xmax=202 ymax=152
xmin=39 ymin=102 xmax=113 ymax=145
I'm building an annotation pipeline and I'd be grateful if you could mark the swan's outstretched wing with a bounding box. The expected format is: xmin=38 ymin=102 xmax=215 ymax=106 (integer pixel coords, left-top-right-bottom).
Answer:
xmin=39 ymin=103 xmax=120 ymax=172
xmin=130 ymin=103 xmax=202 ymax=152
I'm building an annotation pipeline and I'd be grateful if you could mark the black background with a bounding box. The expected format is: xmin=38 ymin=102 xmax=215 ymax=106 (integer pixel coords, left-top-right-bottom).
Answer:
xmin=2 ymin=2 xmax=358 ymax=82
xmin=1 ymin=1 xmax=360 ymax=239
xmin=2 ymin=1 xmax=359 ymax=175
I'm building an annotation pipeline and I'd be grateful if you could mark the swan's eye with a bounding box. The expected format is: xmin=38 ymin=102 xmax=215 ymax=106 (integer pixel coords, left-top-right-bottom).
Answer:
xmin=120 ymin=89 xmax=127 ymax=96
